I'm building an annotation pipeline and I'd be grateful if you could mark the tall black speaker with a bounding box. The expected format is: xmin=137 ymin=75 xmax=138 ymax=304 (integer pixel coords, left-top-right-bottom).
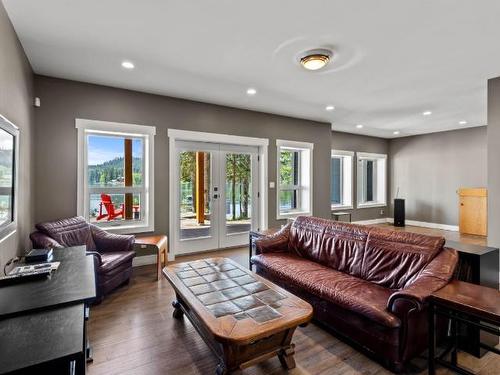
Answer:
xmin=394 ymin=198 xmax=405 ymax=227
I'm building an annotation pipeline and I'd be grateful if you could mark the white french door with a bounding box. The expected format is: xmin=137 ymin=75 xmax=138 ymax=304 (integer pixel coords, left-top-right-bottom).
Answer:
xmin=173 ymin=141 xmax=259 ymax=255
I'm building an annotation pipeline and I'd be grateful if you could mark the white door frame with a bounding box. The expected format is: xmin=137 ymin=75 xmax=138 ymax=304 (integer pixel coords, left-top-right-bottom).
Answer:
xmin=168 ymin=129 xmax=269 ymax=261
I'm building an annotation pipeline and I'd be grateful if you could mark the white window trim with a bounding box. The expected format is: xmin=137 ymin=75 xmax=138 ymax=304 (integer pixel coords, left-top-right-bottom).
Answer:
xmin=76 ymin=119 xmax=156 ymax=234
xmin=276 ymin=139 xmax=313 ymax=220
xmin=0 ymin=114 xmax=19 ymax=241
xmin=331 ymin=150 xmax=354 ymax=211
xmin=356 ymin=152 xmax=387 ymax=209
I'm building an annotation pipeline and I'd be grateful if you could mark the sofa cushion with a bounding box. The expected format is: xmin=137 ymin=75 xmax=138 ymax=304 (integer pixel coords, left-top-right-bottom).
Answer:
xmin=252 ymin=253 xmax=400 ymax=328
xmin=362 ymin=228 xmax=445 ymax=289
xmin=36 ymin=216 xmax=96 ymax=251
xmin=99 ymin=251 xmax=135 ymax=274
xmin=288 ymin=216 xmax=328 ymax=259
xmin=318 ymin=222 xmax=369 ymax=278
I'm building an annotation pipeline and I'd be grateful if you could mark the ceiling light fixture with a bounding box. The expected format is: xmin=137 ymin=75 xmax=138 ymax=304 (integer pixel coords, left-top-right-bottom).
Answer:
xmin=299 ymin=49 xmax=332 ymax=71
xmin=246 ymin=88 xmax=257 ymax=96
xmin=459 ymin=121 xmax=467 ymax=125
xmin=393 ymin=130 xmax=400 ymax=135
xmin=325 ymin=105 xmax=335 ymax=111
xmin=422 ymin=111 xmax=432 ymax=116
xmin=356 ymin=124 xmax=364 ymax=129
xmin=121 ymin=61 xmax=135 ymax=69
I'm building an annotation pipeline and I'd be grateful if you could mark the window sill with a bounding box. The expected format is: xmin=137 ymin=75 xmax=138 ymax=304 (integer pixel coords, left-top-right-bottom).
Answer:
xmin=277 ymin=211 xmax=312 ymax=220
xmin=331 ymin=205 xmax=353 ymax=211
xmin=94 ymin=222 xmax=154 ymax=235
xmin=357 ymin=202 xmax=387 ymax=209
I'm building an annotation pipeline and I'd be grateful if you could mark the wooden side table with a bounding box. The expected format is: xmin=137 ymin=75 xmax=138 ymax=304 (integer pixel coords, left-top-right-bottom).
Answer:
xmin=134 ymin=235 xmax=168 ymax=281
xmin=428 ymin=280 xmax=500 ymax=375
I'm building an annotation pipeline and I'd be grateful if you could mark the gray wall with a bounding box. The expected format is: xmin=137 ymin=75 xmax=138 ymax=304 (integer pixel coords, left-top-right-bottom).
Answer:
xmin=390 ymin=127 xmax=487 ymax=225
xmin=34 ymin=76 xmax=332 ymax=237
xmin=331 ymin=131 xmax=390 ymax=222
xmin=488 ymin=78 xmax=500 ymax=252
xmin=0 ymin=3 xmax=34 ymax=269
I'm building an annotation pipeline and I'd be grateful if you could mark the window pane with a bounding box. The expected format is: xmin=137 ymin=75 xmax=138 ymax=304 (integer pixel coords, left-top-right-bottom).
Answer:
xmin=279 ymin=150 xmax=298 ymax=186
xmin=179 ymin=151 xmax=212 ymax=240
xmin=279 ymin=190 xmax=298 ymax=212
xmin=88 ymin=135 xmax=125 ymax=187
xmin=225 ymin=153 xmax=252 ymax=234
xmin=366 ymin=160 xmax=374 ymax=201
xmin=331 ymin=157 xmax=341 ymax=204
xmin=132 ymin=139 xmax=143 ymax=186
xmin=0 ymin=128 xmax=14 ymax=227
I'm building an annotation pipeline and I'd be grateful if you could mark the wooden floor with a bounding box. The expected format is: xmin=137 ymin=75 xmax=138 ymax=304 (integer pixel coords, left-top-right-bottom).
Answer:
xmin=87 ymin=225 xmax=498 ymax=375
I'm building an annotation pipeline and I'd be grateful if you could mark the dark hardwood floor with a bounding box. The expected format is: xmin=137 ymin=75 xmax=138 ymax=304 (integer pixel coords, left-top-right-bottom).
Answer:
xmin=87 ymin=227 xmax=498 ymax=374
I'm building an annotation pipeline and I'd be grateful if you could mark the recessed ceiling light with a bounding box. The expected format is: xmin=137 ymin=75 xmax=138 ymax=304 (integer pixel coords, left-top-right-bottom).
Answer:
xmin=459 ymin=120 xmax=467 ymax=125
xmin=325 ymin=105 xmax=335 ymax=111
xmin=121 ymin=61 xmax=135 ymax=69
xmin=356 ymin=124 xmax=364 ymax=129
xmin=422 ymin=111 xmax=432 ymax=116
xmin=246 ymin=88 xmax=257 ymax=96
xmin=393 ymin=130 xmax=400 ymax=135
xmin=299 ymin=49 xmax=333 ymax=71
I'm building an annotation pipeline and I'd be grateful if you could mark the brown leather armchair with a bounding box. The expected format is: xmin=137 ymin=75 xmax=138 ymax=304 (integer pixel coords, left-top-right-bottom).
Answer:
xmin=30 ymin=216 xmax=135 ymax=301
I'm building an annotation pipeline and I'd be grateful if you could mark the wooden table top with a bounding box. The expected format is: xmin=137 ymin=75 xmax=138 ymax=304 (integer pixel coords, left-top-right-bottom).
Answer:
xmin=135 ymin=234 xmax=167 ymax=247
xmin=163 ymin=257 xmax=312 ymax=345
xmin=431 ymin=280 xmax=500 ymax=325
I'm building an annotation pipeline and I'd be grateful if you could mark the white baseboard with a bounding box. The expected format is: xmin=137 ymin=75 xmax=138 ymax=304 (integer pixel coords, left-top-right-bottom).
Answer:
xmin=133 ymin=254 xmax=157 ymax=267
xmin=352 ymin=218 xmax=388 ymax=225
xmin=386 ymin=218 xmax=459 ymax=232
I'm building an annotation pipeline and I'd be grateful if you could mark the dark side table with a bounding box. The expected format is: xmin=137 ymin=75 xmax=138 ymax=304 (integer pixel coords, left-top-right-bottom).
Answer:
xmin=428 ymin=280 xmax=500 ymax=375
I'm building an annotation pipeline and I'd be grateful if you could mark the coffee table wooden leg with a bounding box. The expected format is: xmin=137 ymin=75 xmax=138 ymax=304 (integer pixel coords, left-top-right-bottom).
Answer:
xmin=278 ymin=344 xmax=296 ymax=370
xmin=172 ymin=300 xmax=184 ymax=319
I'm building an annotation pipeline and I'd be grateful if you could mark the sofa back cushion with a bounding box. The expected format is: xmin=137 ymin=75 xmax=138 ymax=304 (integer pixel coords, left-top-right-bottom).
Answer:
xmin=36 ymin=216 xmax=96 ymax=251
xmin=288 ymin=216 xmax=369 ymax=277
xmin=361 ymin=229 xmax=444 ymax=289
xmin=320 ymin=222 xmax=369 ymax=277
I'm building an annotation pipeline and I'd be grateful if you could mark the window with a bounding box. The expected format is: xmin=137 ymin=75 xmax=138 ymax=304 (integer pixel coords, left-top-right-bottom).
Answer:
xmin=276 ymin=140 xmax=313 ymax=219
xmin=357 ymin=152 xmax=387 ymax=208
xmin=77 ymin=119 xmax=155 ymax=233
xmin=0 ymin=115 xmax=19 ymax=238
xmin=331 ymin=150 xmax=353 ymax=210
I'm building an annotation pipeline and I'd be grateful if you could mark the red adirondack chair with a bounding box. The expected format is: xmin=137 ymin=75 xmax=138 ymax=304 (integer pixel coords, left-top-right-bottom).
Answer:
xmin=96 ymin=194 xmax=125 ymax=221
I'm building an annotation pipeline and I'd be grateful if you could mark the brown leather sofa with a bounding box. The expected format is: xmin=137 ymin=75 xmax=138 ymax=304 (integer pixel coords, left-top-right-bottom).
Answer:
xmin=30 ymin=216 xmax=135 ymax=301
xmin=251 ymin=216 xmax=458 ymax=372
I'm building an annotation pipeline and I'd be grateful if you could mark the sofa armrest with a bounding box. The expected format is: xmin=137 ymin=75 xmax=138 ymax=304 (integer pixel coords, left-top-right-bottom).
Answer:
xmin=388 ymin=247 xmax=458 ymax=315
xmin=29 ymin=231 xmax=63 ymax=249
xmin=90 ymin=225 xmax=135 ymax=253
xmin=255 ymin=222 xmax=292 ymax=254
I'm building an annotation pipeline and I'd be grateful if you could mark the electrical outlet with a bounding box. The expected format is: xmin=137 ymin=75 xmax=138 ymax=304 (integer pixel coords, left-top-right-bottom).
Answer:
xmin=380 ymin=209 xmax=385 ymax=215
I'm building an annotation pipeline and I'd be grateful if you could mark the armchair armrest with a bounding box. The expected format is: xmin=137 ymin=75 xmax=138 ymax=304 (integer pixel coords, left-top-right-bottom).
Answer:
xmin=255 ymin=222 xmax=292 ymax=254
xmin=86 ymin=251 xmax=102 ymax=267
xmin=388 ymin=247 xmax=458 ymax=316
xmin=90 ymin=225 xmax=135 ymax=253
xmin=29 ymin=231 xmax=63 ymax=249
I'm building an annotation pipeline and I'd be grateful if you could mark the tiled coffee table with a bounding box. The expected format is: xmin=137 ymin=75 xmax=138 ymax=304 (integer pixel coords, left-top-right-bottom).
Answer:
xmin=163 ymin=257 xmax=312 ymax=375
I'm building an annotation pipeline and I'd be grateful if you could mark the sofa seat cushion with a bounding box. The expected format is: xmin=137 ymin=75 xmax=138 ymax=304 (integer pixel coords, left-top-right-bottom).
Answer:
xmin=99 ymin=251 xmax=135 ymax=274
xmin=252 ymin=253 xmax=400 ymax=328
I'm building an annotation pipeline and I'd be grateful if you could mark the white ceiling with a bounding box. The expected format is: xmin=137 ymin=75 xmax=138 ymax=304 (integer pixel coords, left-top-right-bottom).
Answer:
xmin=4 ymin=0 xmax=500 ymax=138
